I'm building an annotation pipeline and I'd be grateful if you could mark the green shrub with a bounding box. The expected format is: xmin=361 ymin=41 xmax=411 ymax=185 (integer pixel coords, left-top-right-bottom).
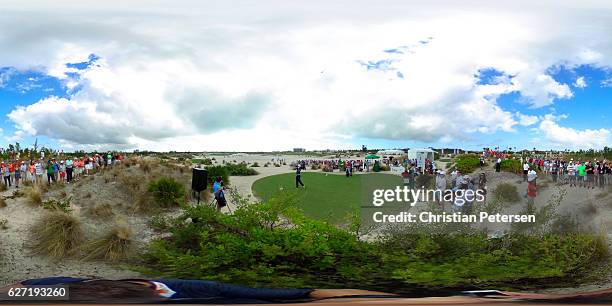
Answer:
xmin=251 ymin=162 xmax=260 ymax=167
xmin=206 ymin=165 xmax=230 ymax=185
xmin=455 ymin=154 xmax=480 ymax=174
xmin=390 ymin=233 xmax=608 ymax=286
xmin=500 ymin=159 xmax=522 ymax=174
xmin=142 ymin=194 xmax=609 ymax=291
xmin=148 ymin=177 xmax=186 ymax=208
xmin=144 ymin=200 xmax=381 ymax=289
xmin=494 ymin=183 xmax=520 ymax=203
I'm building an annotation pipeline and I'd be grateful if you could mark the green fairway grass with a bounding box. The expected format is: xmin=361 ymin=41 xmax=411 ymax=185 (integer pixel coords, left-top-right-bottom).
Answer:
xmin=252 ymin=172 xmax=401 ymax=223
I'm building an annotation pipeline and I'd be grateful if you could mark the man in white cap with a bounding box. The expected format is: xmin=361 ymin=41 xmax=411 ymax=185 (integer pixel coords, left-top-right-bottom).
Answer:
xmin=522 ymin=161 xmax=530 ymax=182
xmin=567 ymin=160 xmax=576 ymax=187
xmin=435 ymin=170 xmax=446 ymax=191
xmin=435 ymin=170 xmax=447 ymax=205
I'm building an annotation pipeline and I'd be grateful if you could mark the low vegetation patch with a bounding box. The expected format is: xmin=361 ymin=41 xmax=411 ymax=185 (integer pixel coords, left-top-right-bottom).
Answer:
xmin=84 ymin=203 xmax=115 ymax=220
xmin=143 ymin=193 xmax=609 ymax=291
xmin=150 ymin=214 xmax=172 ymax=232
xmin=120 ymin=173 xmax=147 ymax=200
xmin=29 ymin=212 xmax=84 ymax=260
xmin=500 ymin=159 xmax=522 ymax=174
xmin=416 ymin=174 xmax=434 ymax=189
xmin=493 ymin=183 xmax=520 ymax=203
xmin=224 ymin=163 xmax=259 ymax=176
xmin=455 ymin=154 xmax=481 ymax=174
xmin=42 ymin=198 xmax=73 ymax=213
xmin=192 ymin=158 xmax=213 ymax=166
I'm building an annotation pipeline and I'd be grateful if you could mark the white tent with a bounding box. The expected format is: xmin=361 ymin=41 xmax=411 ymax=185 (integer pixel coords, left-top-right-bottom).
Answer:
xmin=408 ymin=149 xmax=436 ymax=169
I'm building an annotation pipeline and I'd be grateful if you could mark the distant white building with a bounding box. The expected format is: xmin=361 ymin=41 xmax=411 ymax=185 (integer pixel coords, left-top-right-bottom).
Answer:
xmin=408 ymin=149 xmax=436 ymax=169
xmin=376 ymin=149 xmax=406 ymax=156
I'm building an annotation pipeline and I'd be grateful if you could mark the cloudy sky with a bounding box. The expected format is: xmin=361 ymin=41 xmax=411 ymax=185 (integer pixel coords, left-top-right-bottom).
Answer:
xmin=0 ymin=0 xmax=611 ymax=152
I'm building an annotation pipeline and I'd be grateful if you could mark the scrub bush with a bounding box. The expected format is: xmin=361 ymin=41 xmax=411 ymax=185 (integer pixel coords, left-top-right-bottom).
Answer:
xmin=148 ymin=177 xmax=186 ymax=208
xmin=500 ymin=159 xmax=522 ymax=174
xmin=143 ymin=193 xmax=609 ymax=292
xmin=206 ymin=165 xmax=230 ymax=185
xmin=455 ymin=154 xmax=480 ymax=174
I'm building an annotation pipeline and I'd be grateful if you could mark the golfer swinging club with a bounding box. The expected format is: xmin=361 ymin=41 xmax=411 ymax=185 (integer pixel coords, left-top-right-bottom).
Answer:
xmin=296 ymin=164 xmax=305 ymax=188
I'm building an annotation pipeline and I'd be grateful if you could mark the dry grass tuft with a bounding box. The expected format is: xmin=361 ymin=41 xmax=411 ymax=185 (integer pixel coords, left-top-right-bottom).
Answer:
xmin=82 ymin=225 xmax=135 ymax=262
xmin=141 ymin=162 xmax=152 ymax=174
xmin=0 ymin=183 xmax=7 ymax=192
xmin=29 ymin=212 xmax=84 ymax=260
xmin=25 ymin=187 xmax=43 ymax=206
xmin=50 ymin=181 xmax=65 ymax=191
xmin=139 ymin=159 xmax=160 ymax=174
xmin=38 ymin=183 xmax=49 ymax=193
xmin=120 ymin=173 xmax=147 ymax=200
xmin=130 ymin=196 xmax=153 ymax=214
xmin=84 ymin=203 xmax=115 ymax=220
xmin=0 ymin=218 xmax=7 ymax=229
xmin=0 ymin=197 xmax=6 ymax=208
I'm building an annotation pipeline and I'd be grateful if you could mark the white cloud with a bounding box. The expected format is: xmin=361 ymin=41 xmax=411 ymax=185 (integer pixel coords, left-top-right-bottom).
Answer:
xmin=0 ymin=0 xmax=611 ymax=150
xmin=516 ymin=113 xmax=539 ymax=126
xmin=539 ymin=114 xmax=610 ymax=149
xmin=602 ymin=78 xmax=612 ymax=87
xmin=574 ymin=76 xmax=587 ymax=88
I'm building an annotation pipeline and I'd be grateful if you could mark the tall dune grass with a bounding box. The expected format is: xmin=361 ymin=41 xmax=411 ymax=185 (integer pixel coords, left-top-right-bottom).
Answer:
xmin=29 ymin=212 xmax=84 ymax=260
xmin=82 ymin=225 xmax=135 ymax=262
